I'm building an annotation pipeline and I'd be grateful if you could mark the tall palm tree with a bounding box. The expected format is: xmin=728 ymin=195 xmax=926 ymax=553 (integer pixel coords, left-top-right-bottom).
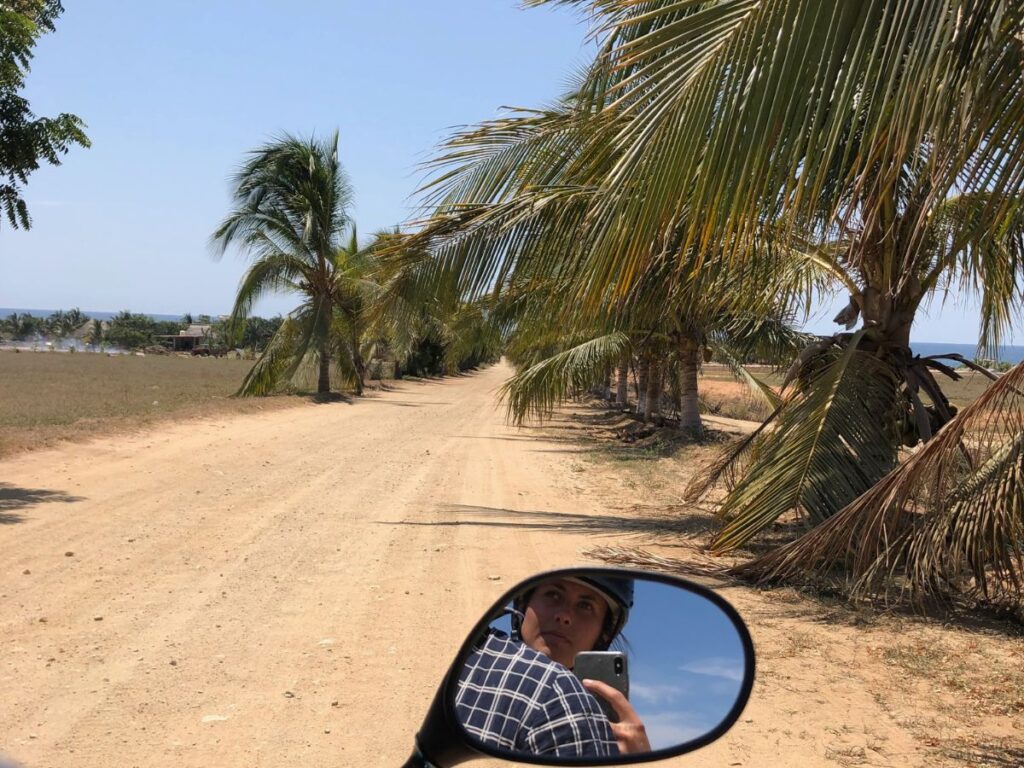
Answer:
xmin=401 ymin=0 xmax=1024 ymax=606
xmin=534 ymin=0 xmax=1024 ymax=605
xmin=212 ymin=132 xmax=360 ymax=396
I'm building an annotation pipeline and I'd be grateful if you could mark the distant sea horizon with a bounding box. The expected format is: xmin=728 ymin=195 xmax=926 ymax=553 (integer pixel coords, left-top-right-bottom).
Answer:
xmin=1 ymin=307 xmax=1021 ymax=365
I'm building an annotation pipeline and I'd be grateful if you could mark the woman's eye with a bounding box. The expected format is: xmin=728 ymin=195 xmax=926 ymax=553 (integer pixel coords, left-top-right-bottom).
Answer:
xmin=578 ymin=601 xmax=594 ymax=613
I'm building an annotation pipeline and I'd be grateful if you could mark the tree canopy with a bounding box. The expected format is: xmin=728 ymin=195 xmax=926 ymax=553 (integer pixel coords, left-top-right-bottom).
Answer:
xmin=0 ymin=0 xmax=89 ymax=229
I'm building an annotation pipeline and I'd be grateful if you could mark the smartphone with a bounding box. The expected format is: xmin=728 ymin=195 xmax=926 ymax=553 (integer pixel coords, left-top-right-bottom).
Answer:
xmin=573 ymin=651 xmax=628 ymax=723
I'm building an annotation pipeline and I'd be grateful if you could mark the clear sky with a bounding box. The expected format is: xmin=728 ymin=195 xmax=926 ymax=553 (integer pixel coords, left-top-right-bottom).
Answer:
xmin=0 ymin=1 xmax=1012 ymax=345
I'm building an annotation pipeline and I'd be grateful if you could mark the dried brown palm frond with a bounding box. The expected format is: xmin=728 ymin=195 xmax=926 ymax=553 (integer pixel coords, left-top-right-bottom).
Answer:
xmin=733 ymin=361 xmax=1024 ymax=608
xmin=583 ymin=545 xmax=729 ymax=580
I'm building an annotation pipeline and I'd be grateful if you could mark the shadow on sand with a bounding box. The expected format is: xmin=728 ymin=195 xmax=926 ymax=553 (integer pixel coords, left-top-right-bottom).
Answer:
xmin=0 ymin=483 xmax=85 ymax=524
xmin=381 ymin=503 xmax=718 ymax=539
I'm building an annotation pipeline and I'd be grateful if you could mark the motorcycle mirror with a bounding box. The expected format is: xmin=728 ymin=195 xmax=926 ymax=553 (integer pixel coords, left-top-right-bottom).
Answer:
xmin=407 ymin=568 xmax=754 ymax=766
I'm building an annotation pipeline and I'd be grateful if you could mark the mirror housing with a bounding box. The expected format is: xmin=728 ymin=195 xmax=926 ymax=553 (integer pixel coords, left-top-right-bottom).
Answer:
xmin=408 ymin=567 xmax=755 ymax=766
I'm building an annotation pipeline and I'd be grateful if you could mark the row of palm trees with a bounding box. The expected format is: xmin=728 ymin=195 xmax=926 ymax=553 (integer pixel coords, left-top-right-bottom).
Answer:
xmin=212 ymin=132 xmax=501 ymax=398
xmin=217 ymin=2 xmax=1024 ymax=612
xmin=383 ymin=1 xmax=1024 ymax=612
xmin=2 ymin=308 xmax=89 ymax=340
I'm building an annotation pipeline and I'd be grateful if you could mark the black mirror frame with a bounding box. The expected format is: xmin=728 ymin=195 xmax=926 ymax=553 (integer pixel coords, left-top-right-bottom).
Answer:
xmin=410 ymin=566 xmax=756 ymax=767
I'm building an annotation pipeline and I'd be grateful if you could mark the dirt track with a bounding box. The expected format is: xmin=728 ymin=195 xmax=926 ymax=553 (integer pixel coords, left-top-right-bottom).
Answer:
xmin=1 ymin=363 xmax=675 ymax=767
xmin=3 ymin=362 xmax=1020 ymax=768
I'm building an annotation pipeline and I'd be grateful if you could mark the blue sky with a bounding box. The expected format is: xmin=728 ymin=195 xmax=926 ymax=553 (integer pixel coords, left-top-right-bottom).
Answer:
xmin=0 ymin=2 xmax=1009 ymax=345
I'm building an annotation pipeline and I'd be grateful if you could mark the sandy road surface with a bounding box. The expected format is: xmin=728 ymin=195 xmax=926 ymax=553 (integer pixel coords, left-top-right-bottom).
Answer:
xmin=7 ymin=361 xmax=997 ymax=768
xmin=2 ymin=363 xmax=686 ymax=768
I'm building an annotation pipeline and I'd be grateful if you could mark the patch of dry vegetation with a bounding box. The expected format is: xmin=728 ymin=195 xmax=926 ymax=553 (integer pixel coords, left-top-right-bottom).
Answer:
xmin=700 ymin=364 xmax=997 ymax=420
xmin=0 ymin=350 xmax=303 ymax=457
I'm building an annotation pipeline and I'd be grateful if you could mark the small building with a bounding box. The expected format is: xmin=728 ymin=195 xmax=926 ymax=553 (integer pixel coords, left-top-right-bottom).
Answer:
xmin=155 ymin=324 xmax=212 ymax=352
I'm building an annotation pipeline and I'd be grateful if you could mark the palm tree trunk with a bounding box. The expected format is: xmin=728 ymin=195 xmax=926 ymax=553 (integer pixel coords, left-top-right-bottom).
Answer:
xmin=644 ymin=359 xmax=662 ymax=423
xmin=351 ymin=333 xmax=365 ymax=396
xmin=678 ymin=337 xmax=703 ymax=436
xmin=636 ymin=356 xmax=649 ymax=416
xmin=318 ymin=347 xmax=331 ymax=395
xmin=616 ymin=355 xmax=630 ymax=409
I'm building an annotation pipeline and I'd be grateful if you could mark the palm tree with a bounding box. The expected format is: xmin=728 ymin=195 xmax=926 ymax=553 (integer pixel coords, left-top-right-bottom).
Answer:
xmin=537 ymin=0 xmax=1024 ymax=605
xmin=86 ymin=318 xmax=104 ymax=350
xmin=369 ymin=229 xmax=505 ymax=378
xmin=400 ymin=0 xmax=1024 ymax=607
xmin=212 ymin=132 xmax=362 ymax=397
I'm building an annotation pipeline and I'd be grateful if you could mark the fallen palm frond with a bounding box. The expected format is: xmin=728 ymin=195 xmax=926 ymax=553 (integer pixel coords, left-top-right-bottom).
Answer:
xmin=733 ymin=361 xmax=1024 ymax=608
xmin=583 ymin=545 xmax=728 ymax=581
xmin=686 ymin=331 xmax=904 ymax=551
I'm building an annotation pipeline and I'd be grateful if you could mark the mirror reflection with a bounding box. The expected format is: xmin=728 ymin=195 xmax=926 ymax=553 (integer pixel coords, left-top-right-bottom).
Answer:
xmin=453 ymin=572 xmax=746 ymax=762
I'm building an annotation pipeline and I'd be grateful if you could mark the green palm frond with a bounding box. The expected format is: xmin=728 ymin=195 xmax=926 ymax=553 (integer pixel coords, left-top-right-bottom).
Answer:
xmin=501 ymin=332 xmax=631 ymax=424
xmin=706 ymin=332 xmax=903 ymax=552
xmin=711 ymin=345 xmax=782 ymax=413
xmin=734 ymin=360 xmax=1024 ymax=606
xmin=237 ymin=317 xmax=305 ymax=396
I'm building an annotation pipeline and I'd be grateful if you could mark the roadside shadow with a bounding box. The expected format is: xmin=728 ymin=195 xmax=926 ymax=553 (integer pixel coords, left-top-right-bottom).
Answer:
xmin=381 ymin=503 xmax=718 ymax=539
xmin=308 ymin=393 xmax=354 ymax=405
xmin=0 ymin=483 xmax=85 ymax=524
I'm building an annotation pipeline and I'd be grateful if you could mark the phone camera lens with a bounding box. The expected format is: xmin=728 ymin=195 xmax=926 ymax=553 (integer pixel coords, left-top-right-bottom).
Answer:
xmin=614 ymin=658 xmax=623 ymax=673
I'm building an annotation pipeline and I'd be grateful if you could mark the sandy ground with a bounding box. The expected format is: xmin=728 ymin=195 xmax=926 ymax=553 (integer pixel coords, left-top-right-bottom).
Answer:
xmin=1 ymin=362 xmax=1021 ymax=767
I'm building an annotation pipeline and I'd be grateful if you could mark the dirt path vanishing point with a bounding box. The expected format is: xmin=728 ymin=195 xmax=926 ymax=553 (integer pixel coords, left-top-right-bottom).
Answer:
xmin=2 ymin=362 xmax=1019 ymax=768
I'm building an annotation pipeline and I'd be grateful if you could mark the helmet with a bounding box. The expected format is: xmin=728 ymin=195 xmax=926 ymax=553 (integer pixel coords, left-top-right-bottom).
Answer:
xmin=573 ymin=575 xmax=633 ymax=649
xmin=512 ymin=575 xmax=634 ymax=651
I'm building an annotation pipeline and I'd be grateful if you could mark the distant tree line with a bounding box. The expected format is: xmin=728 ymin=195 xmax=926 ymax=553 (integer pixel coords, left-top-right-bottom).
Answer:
xmin=0 ymin=309 xmax=285 ymax=352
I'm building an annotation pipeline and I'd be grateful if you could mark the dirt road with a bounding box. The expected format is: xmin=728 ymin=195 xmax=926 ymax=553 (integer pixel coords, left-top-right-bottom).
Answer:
xmin=0 ymin=363 xmax=670 ymax=767
xmin=4 ymin=362 xmax=1019 ymax=768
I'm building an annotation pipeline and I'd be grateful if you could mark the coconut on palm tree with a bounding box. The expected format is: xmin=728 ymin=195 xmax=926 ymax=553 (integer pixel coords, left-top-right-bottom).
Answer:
xmin=213 ymin=131 xmax=372 ymax=397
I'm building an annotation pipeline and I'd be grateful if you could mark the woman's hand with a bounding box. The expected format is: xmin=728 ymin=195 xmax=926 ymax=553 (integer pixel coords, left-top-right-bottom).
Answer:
xmin=581 ymin=679 xmax=652 ymax=754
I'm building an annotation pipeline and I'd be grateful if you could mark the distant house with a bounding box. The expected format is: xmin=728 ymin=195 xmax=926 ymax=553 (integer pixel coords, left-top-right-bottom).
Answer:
xmin=155 ymin=324 xmax=212 ymax=352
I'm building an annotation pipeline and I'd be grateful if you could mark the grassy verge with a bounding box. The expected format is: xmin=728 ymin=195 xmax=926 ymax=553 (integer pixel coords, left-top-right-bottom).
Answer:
xmin=0 ymin=350 xmax=304 ymax=457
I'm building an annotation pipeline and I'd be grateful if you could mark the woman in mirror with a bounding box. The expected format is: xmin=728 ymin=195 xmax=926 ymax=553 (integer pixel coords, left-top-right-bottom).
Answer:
xmin=454 ymin=575 xmax=651 ymax=757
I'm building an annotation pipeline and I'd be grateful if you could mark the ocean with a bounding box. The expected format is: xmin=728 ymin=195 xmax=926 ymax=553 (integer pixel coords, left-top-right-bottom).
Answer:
xmin=910 ymin=342 xmax=1024 ymax=366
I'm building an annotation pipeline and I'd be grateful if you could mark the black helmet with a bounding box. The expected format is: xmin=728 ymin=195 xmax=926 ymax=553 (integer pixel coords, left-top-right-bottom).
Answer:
xmin=512 ymin=575 xmax=634 ymax=650
xmin=570 ymin=575 xmax=633 ymax=649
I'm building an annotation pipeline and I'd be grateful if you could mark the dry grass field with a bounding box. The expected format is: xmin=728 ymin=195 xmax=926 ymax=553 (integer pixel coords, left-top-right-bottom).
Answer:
xmin=0 ymin=350 xmax=304 ymax=457
xmin=0 ymin=351 xmax=999 ymax=460
xmin=700 ymin=363 xmax=997 ymax=422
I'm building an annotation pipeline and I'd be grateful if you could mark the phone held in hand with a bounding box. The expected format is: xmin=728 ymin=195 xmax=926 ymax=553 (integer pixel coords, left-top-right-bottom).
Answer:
xmin=573 ymin=651 xmax=628 ymax=722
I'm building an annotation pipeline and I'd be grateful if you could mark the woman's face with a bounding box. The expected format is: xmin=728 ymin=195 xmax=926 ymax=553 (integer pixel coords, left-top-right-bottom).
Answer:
xmin=519 ymin=578 xmax=609 ymax=669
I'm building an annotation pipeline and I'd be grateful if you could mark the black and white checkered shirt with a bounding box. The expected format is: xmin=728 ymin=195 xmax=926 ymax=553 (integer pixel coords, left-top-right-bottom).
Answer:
xmin=454 ymin=629 xmax=619 ymax=758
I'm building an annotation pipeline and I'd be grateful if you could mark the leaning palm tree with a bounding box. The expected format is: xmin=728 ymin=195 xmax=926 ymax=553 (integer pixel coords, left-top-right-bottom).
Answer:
xmin=212 ymin=131 xmax=359 ymax=396
xmin=533 ymin=0 xmax=1024 ymax=605
xmin=403 ymin=0 xmax=1024 ymax=605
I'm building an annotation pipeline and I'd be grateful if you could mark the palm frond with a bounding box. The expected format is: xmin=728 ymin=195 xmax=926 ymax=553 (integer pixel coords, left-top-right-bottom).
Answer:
xmin=501 ymin=332 xmax=631 ymax=424
xmin=734 ymin=360 xmax=1024 ymax=608
xmin=709 ymin=332 xmax=903 ymax=552
xmin=236 ymin=318 xmax=303 ymax=396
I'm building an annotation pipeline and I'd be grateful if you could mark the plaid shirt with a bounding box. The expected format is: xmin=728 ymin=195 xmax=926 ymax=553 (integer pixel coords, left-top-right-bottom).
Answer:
xmin=455 ymin=629 xmax=619 ymax=759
